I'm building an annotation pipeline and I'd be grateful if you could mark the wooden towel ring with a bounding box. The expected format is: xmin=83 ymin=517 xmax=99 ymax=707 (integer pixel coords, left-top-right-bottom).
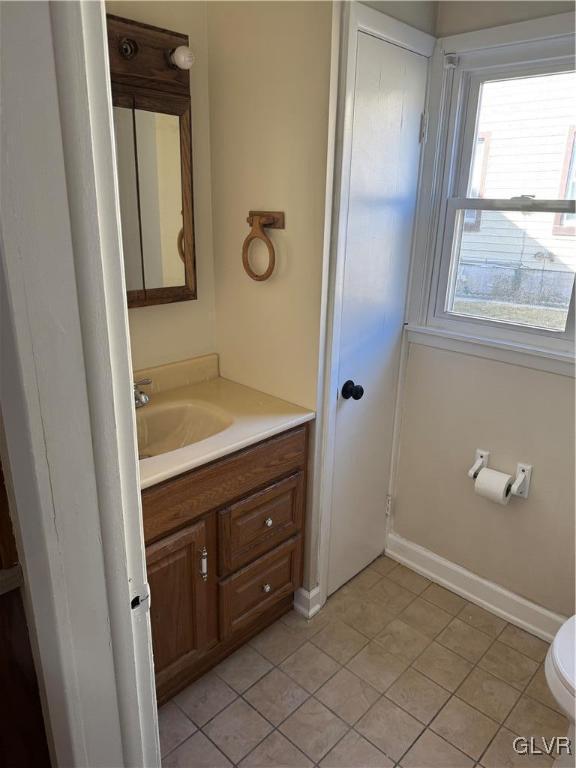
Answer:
xmin=242 ymin=211 xmax=285 ymax=281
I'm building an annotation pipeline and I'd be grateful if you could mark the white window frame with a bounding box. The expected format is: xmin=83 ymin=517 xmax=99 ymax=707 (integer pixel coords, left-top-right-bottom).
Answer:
xmin=407 ymin=17 xmax=576 ymax=372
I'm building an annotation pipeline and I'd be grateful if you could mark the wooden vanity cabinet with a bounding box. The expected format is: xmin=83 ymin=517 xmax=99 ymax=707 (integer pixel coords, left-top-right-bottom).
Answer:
xmin=146 ymin=517 xmax=218 ymax=691
xmin=219 ymin=535 xmax=302 ymax=639
xmin=143 ymin=424 xmax=309 ymax=703
xmin=218 ymin=472 xmax=304 ymax=574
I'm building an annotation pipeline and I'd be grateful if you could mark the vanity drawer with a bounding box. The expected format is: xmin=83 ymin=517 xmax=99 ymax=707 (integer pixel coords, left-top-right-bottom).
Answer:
xmin=143 ymin=426 xmax=307 ymax=543
xmin=219 ymin=536 xmax=301 ymax=638
xmin=219 ymin=473 xmax=304 ymax=574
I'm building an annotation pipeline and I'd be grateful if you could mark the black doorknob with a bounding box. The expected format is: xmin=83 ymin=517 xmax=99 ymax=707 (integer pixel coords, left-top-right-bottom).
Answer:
xmin=341 ymin=380 xmax=364 ymax=400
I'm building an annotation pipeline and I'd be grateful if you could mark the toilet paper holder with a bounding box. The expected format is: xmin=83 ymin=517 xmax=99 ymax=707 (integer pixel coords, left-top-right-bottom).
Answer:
xmin=468 ymin=449 xmax=490 ymax=479
xmin=511 ymin=463 xmax=532 ymax=498
xmin=468 ymin=449 xmax=532 ymax=499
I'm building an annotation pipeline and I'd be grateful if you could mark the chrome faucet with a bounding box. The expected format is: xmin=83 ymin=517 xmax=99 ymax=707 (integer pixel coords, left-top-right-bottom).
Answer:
xmin=134 ymin=378 xmax=152 ymax=408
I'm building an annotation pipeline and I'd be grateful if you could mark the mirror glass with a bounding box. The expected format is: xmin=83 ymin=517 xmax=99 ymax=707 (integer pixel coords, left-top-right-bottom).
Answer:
xmin=113 ymin=107 xmax=185 ymax=292
xmin=114 ymin=106 xmax=143 ymax=291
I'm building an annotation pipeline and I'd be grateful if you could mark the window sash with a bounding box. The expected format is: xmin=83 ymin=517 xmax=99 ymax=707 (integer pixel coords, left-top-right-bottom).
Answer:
xmin=430 ymin=54 xmax=576 ymax=346
xmin=434 ymin=203 xmax=576 ymax=340
xmin=448 ymin=198 xmax=575 ymax=214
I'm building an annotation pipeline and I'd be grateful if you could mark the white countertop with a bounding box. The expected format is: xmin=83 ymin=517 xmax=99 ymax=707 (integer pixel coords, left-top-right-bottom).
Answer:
xmin=138 ymin=377 xmax=315 ymax=489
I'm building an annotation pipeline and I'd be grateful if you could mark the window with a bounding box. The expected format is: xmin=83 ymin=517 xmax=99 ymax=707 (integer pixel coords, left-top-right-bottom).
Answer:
xmin=429 ymin=46 xmax=576 ymax=349
xmin=554 ymin=127 xmax=576 ymax=235
xmin=463 ymin=133 xmax=490 ymax=232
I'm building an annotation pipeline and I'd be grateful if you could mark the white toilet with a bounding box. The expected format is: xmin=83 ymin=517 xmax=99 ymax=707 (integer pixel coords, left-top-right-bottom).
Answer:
xmin=545 ymin=615 xmax=576 ymax=767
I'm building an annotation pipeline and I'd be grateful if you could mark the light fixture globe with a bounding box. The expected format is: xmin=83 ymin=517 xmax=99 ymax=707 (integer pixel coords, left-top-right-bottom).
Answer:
xmin=170 ymin=45 xmax=195 ymax=70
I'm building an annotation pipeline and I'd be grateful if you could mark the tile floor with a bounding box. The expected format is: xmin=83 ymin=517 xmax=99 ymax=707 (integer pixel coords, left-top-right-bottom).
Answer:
xmin=159 ymin=556 xmax=568 ymax=767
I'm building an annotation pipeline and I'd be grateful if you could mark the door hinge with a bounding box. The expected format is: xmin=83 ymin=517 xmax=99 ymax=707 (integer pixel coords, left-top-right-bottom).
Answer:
xmin=130 ymin=582 xmax=150 ymax=615
xmin=419 ymin=111 xmax=428 ymax=144
xmin=385 ymin=495 xmax=393 ymax=518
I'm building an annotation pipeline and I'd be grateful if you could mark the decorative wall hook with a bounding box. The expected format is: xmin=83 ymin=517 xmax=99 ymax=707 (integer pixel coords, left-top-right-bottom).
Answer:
xmin=242 ymin=211 xmax=285 ymax=281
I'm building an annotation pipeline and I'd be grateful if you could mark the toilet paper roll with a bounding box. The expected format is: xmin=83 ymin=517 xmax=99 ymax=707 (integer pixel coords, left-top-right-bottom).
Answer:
xmin=474 ymin=467 xmax=513 ymax=505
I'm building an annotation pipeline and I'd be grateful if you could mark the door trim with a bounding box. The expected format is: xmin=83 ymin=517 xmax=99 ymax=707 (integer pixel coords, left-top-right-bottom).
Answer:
xmin=1 ymin=2 xmax=158 ymax=765
xmin=315 ymin=3 xmax=435 ymax=609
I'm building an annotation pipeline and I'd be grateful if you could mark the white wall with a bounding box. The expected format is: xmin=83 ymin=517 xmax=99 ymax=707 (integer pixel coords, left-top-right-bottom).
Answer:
xmin=364 ymin=1 xmax=438 ymax=35
xmin=392 ymin=3 xmax=576 ymax=619
xmin=106 ymin=1 xmax=216 ymax=371
xmin=360 ymin=1 xmax=573 ymax=38
xmin=394 ymin=344 xmax=575 ymax=616
xmin=208 ymin=1 xmax=332 ymax=411
xmin=106 ymin=2 xmax=576 ymax=620
xmin=436 ymin=1 xmax=574 ymax=36
xmin=107 ymin=0 xmax=333 ymax=397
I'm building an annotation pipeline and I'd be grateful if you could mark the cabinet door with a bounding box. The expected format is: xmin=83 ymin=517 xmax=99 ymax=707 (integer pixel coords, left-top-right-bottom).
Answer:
xmin=146 ymin=516 xmax=217 ymax=686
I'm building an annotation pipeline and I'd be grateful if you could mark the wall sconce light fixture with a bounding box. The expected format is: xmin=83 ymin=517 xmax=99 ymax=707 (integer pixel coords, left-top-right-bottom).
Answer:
xmin=170 ymin=45 xmax=195 ymax=70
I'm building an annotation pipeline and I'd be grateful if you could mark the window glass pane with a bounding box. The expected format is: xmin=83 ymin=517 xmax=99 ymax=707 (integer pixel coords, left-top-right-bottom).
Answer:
xmin=562 ymin=134 xmax=576 ymax=225
xmin=447 ymin=210 xmax=576 ymax=331
xmin=468 ymin=71 xmax=576 ymax=201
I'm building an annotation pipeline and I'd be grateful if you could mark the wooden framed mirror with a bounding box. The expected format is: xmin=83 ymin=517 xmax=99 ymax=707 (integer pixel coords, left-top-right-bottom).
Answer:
xmin=107 ymin=15 xmax=197 ymax=308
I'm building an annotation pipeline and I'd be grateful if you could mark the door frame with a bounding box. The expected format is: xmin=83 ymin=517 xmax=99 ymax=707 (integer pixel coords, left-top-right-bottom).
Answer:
xmin=0 ymin=2 xmax=159 ymax=765
xmin=315 ymin=4 xmax=435 ymax=609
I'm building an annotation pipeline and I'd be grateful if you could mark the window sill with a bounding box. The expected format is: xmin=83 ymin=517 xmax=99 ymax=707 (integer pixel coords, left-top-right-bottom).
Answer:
xmin=405 ymin=325 xmax=575 ymax=377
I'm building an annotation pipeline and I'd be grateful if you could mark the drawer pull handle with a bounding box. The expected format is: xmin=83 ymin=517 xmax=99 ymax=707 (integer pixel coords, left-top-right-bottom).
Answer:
xmin=264 ymin=517 xmax=273 ymax=528
xmin=200 ymin=546 xmax=208 ymax=582
xmin=262 ymin=583 xmax=272 ymax=594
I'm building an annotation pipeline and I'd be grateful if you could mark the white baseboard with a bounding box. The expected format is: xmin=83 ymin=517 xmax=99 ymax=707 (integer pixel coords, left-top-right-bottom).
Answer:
xmin=386 ymin=532 xmax=567 ymax=642
xmin=293 ymin=586 xmax=323 ymax=619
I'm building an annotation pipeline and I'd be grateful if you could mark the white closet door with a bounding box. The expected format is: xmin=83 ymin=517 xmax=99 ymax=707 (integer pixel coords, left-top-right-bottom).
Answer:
xmin=328 ymin=32 xmax=427 ymax=594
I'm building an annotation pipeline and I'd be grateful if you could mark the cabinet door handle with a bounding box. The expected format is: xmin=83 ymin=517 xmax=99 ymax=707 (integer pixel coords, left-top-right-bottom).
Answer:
xmin=200 ymin=546 xmax=208 ymax=582
xmin=264 ymin=517 xmax=273 ymax=528
xmin=262 ymin=583 xmax=272 ymax=594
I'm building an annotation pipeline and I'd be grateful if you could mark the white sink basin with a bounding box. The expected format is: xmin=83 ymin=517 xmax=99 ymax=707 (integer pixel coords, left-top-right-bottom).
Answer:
xmin=137 ymin=400 xmax=233 ymax=458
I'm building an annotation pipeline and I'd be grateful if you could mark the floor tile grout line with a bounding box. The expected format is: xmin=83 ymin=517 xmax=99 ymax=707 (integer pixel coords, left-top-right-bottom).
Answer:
xmin=311 ymin=721 xmax=366 ymax=767
xmin=398 ymin=725 xmax=476 ymax=767
xmin=336 ymin=615 xmax=517 ymax=762
xmin=280 ymin=718 xmax=353 ymax=766
xmin=202 ymin=626 xmax=355 ymax=765
xmin=434 ymin=619 xmax=495 ymax=662
xmin=159 ymin=727 xmax=194 ymax=763
xmin=200 ymin=719 xmax=246 ymax=767
xmin=199 ymin=696 xmax=277 ymax=766
xmin=405 ymin=629 xmax=520 ymax=729
xmin=230 ymin=621 xmax=403 ymax=768
xmin=423 ymin=645 xmax=559 ymax=744
xmin=406 ymin=621 xmax=533 ymax=700
xmin=352 ymin=705 xmax=426 ymax=764
xmin=392 ymin=618 xmax=553 ymax=762
xmin=426 ymin=690 xmax=500 ymax=761
xmin=475 ymin=720 xmax=512 ymax=767
xmin=160 ymin=560 xmax=554 ymax=766
xmin=257 ymin=695 xmax=355 ymax=766
xmin=169 ymin=607 xmax=526 ymax=754
xmin=379 ymin=555 xmax=550 ymax=664
xmin=210 ymin=613 xmax=500 ymax=760
xmin=307 ymin=625 xmax=371 ymax=666
xmin=161 ymin=721 xmax=232 ymax=765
